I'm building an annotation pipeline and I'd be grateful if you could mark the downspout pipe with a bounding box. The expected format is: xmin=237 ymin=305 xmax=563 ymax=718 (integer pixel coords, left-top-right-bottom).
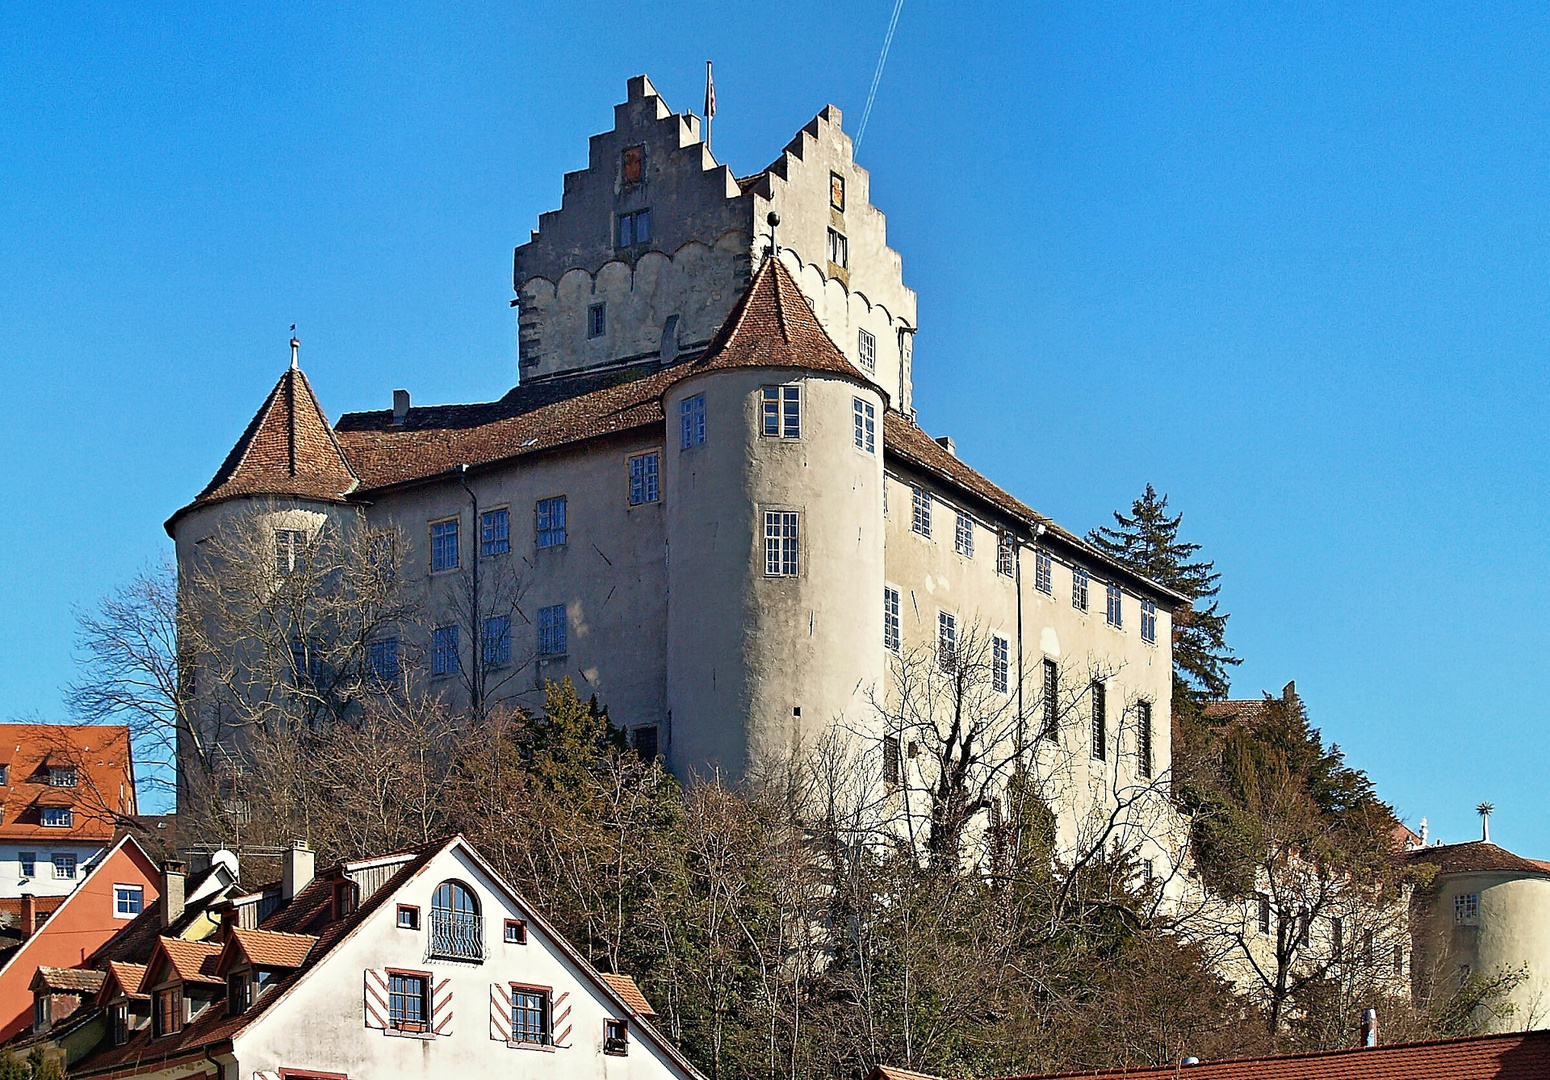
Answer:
xmin=458 ymin=465 xmax=481 ymax=720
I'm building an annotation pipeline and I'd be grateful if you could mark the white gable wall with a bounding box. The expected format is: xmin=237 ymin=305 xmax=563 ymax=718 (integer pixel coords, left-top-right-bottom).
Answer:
xmin=230 ymin=843 xmax=698 ymax=1080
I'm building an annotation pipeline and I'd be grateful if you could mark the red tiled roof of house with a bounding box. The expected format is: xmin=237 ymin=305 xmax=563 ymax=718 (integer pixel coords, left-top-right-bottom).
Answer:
xmin=0 ymin=896 xmax=65 ymax=925
xmin=0 ymin=724 xmax=135 ymax=843
xmin=153 ymin=938 xmax=223 ymax=986
xmin=225 ymin=927 xmax=316 ymax=970
xmin=31 ymin=966 xmax=105 ymax=993
xmin=600 ymin=973 xmax=656 ymax=1017
xmin=871 ymin=1028 xmax=1550 ymax=1080
xmin=1406 ymin=840 xmax=1550 ymax=878
xmin=101 ymin=961 xmax=147 ymax=1000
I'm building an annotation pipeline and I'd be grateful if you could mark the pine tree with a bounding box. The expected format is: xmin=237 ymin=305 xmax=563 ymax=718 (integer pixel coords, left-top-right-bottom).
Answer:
xmin=1088 ymin=484 xmax=1239 ymax=699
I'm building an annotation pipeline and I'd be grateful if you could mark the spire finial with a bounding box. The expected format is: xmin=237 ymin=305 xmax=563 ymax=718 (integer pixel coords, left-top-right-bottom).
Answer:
xmin=289 ymin=325 xmax=299 ymax=370
xmin=1477 ymin=802 xmax=1494 ymax=843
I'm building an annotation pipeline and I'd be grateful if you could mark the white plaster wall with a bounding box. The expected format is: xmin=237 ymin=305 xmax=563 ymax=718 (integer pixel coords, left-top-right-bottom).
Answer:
xmin=232 ymin=845 xmax=698 ymax=1080
xmin=1426 ymin=871 xmax=1550 ymax=1031
xmin=0 ymin=844 xmax=108 ymax=898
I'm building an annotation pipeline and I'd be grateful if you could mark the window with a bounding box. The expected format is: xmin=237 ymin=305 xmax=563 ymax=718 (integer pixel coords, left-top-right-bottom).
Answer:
xmin=115 ymin=884 xmax=144 ymax=918
xmin=1137 ymin=700 xmax=1154 ymax=779
xmin=274 ymin=528 xmax=304 ymax=575
xmin=290 ymin=639 xmax=323 ymax=686
xmin=368 ymin=638 xmax=400 ymax=683
xmin=504 ymin=919 xmax=528 ymax=944
xmin=617 ymin=208 xmax=652 ymax=247
xmin=334 ymin=880 xmax=357 ymax=918
xmin=1091 ymin=681 xmax=1106 ymax=761
xmin=632 ymin=725 xmax=659 ymax=762
xmin=1106 ymin=582 xmax=1122 ymax=628
xmin=587 ymin=302 xmax=606 ymax=338
xmin=18 ymin=852 xmax=34 ymax=878
xmin=430 ymin=518 xmax=459 ymax=572
xmin=883 ymin=587 xmax=901 ymax=652
xmin=483 ymin=616 xmax=511 ymax=667
xmin=42 ymin=808 xmax=72 ymax=829
xmin=227 ymin=972 xmax=252 ymax=1016
xmin=1141 ymin=599 xmax=1157 ymax=644
xmin=511 ymin=986 xmax=551 ymax=1045
xmin=34 ymin=994 xmax=48 ymax=1033
xmin=680 ymin=393 xmax=706 ymax=449
xmin=388 ymin=972 xmax=428 ymax=1032
xmin=621 ymin=145 xmax=644 ymax=184
xmin=111 ymin=1002 xmax=128 ymax=1045
xmin=997 ymin=532 xmax=1015 ymax=577
xmin=1041 ymin=659 xmax=1059 ymax=740
xmin=1363 ymin=928 xmax=1375 ymax=965
xmin=431 ymin=625 xmax=459 ymax=677
xmin=535 ymin=496 xmax=567 ymax=549
xmin=882 ymin=735 xmax=901 ymax=786
xmin=853 ymin=398 xmax=876 ymax=453
xmin=1257 ymin=893 xmax=1272 ymax=935
xmin=1072 ymin=567 xmax=1089 ymax=612
xmin=827 ymin=228 xmax=848 ymax=268
xmin=481 ymin=508 xmax=510 ymax=556
xmin=537 ymin=604 xmax=568 ymax=657
xmin=1034 ymin=549 xmax=1052 ymax=594
xmin=1454 ymin=892 xmax=1479 ymax=925
xmin=154 ymin=988 xmax=182 ymax=1037
xmin=911 ymin=487 xmax=931 ymax=537
xmin=955 ymin=510 xmax=974 ymax=558
xmin=992 ymin=635 xmax=1010 ymax=694
xmin=628 ymin=452 xmax=660 ymax=505
xmin=858 ymin=329 xmax=875 ymax=372
xmin=0 ymin=765 xmax=8 ymax=786
xmin=764 ymin=511 xmax=799 ymax=576
xmin=938 ymin=611 xmax=957 ymax=671
xmin=397 ymin=905 xmax=420 ymax=930
xmin=48 ymin=767 xmax=76 ymax=788
xmin=430 ymin=881 xmax=482 ymax=960
xmin=605 ymin=1017 xmax=630 ymax=1056
xmin=761 ymin=385 xmax=801 ymax=438
xmin=830 ymin=171 xmax=845 ymax=212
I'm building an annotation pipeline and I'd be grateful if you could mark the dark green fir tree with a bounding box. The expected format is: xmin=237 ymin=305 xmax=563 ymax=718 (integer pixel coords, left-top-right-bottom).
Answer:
xmin=1088 ymin=484 xmax=1239 ymax=700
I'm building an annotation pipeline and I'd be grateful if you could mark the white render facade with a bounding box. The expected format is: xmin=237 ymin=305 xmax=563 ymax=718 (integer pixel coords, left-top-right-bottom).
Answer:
xmin=0 ymin=843 xmax=107 ymax=897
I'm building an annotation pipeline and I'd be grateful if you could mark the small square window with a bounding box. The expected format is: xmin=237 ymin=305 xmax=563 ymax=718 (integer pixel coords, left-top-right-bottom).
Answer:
xmin=587 ymin=303 xmax=606 ymax=339
xmin=430 ymin=518 xmax=459 ymax=572
xmin=605 ymin=1017 xmax=629 ymax=1056
xmin=504 ymin=918 xmax=528 ymax=944
xmin=955 ymin=511 xmax=974 ymax=558
xmin=537 ymin=604 xmax=568 ymax=657
xmin=911 ymin=487 xmax=931 ymax=538
xmin=535 ymin=496 xmax=567 ymax=549
xmin=1035 ymin=549 xmax=1053 ymax=594
xmin=1072 ymin=567 xmax=1090 ymax=612
xmin=853 ymin=398 xmax=876 ymax=453
xmin=431 ymin=625 xmax=460 ymax=677
xmin=827 ymin=228 xmax=848 ymax=269
xmin=397 ymin=904 xmax=420 ymax=930
xmin=680 ymin=394 xmax=706 ymax=449
xmin=628 ymin=452 xmax=660 ymax=505
xmin=481 ymin=508 xmax=510 ymax=556
xmin=858 ymin=329 xmax=876 ymax=372
xmin=830 ymin=172 xmax=845 ymax=212
xmin=114 ymin=884 xmax=143 ymax=918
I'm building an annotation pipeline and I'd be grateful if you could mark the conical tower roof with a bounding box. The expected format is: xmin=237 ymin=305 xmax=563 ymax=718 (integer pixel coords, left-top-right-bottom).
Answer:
xmin=167 ymin=364 xmax=358 ymax=532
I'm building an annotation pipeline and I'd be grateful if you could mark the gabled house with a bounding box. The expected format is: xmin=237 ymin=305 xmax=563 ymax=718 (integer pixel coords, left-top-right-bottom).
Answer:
xmin=66 ymin=835 xmax=704 ymax=1080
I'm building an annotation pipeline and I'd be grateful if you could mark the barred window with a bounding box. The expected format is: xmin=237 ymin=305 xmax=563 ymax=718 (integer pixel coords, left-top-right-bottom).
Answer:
xmin=537 ymin=605 xmax=567 ymax=657
xmin=1141 ymin=598 xmax=1158 ymax=644
xmin=858 ymin=329 xmax=876 ymax=372
xmin=955 ymin=511 xmax=974 ymax=558
xmin=430 ymin=518 xmax=459 ymax=572
xmin=911 ymin=487 xmax=931 ymax=537
xmin=1072 ymin=567 xmax=1089 ymax=611
xmin=680 ymin=394 xmax=706 ymax=449
xmin=431 ymin=625 xmax=459 ymax=676
xmin=1042 ymin=659 xmax=1059 ymax=740
xmin=764 ymin=512 xmax=799 ymax=576
xmin=1090 ymin=681 xmax=1106 ymax=760
xmin=883 ymin=587 xmax=901 ymax=652
xmin=938 ymin=611 xmax=957 ymax=671
xmin=996 ymin=532 xmax=1015 ymax=577
xmin=587 ymin=302 xmax=606 ymax=338
xmin=761 ymin=385 xmax=801 ymax=439
xmin=1137 ymin=700 xmax=1154 ymax=778
xmin=483 ymin=616 xmax=511 ymax=666
xmin=480 ymin=508 xmax=510 ymax=556
xmin=1034 ymin=549 xmax=1053 ymax=594
xmin=1106 ymin=582 xmax=1122 ymax=628
xmin=535 ymin=496 xmax=567 ymax=549
xmin=992 ymin=635 xmax=1010 ymax=694
xmin=853 ymin=398 xmax=876 ymax=453
xmin=628 ymin=452 xmax=660 ymax=505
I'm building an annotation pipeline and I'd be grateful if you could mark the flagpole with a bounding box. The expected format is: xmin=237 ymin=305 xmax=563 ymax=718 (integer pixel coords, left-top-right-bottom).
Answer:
xmin=704 ymin=60 xmax=714 ymax=154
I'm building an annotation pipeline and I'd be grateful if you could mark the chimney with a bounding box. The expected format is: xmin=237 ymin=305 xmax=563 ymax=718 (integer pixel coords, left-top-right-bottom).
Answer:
xmin=18 ymin=894 xmax=36 ymax=939
xmin=935 ymin=435 xmax=955 ymax=457
xmin=161 ymin=861 xmax=187 ymax=928
xmin=282 ymin=840 xmax=314 ymax=901
xmin=1361 ymin=1008 xmax=1379 ymax=1047
xmin=1282 ymin=681 xmax=1297 ymax=702
xmin=392 ymin=390 xmax=410 ymax=425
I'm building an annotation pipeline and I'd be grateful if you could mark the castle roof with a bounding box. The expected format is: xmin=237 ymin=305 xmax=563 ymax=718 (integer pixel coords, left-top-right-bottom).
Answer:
xmin=1406 ymin=840 xmax=1550 ymax=879
xmin=167 ymin=363 xmax=359 ymax=530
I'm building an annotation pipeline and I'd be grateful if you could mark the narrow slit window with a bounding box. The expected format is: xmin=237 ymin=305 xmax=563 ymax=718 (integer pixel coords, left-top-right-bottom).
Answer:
xmin=827 ymin=228 xmax=848 ymax=268
xmin=1137 ymin=700 xmax=1154 ymax=778
xmin=883 ymin=587 xmax=900 ymax=652
xmin=996 ymin=532 xmax=1015 ymax=577
xmin=1042 ymin=659 xmax=1059 ymax=740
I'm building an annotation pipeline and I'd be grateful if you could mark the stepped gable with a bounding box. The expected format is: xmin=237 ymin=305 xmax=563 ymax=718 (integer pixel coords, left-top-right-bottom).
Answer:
xmin=168 ymin=365 xmax=358 ymax=529
xmin=676 ymin=255 xmax=874 ymax=389
xmin=1407 ymin=840 xmax=1550 ymax=878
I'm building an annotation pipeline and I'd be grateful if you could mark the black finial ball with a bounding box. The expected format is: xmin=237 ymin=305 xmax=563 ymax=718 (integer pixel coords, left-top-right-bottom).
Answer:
xmin=767 ymin=211 xmax=780 ymax=228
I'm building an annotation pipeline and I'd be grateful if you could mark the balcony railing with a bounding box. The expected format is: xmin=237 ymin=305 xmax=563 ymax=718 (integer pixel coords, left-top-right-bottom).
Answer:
xmin=428 ymin=910 xmax=484 ymax=961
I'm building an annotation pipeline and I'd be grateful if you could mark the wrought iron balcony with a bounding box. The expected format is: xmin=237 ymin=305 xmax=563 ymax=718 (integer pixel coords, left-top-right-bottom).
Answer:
xmin=428 ymin=910 xmax=484 ymax=961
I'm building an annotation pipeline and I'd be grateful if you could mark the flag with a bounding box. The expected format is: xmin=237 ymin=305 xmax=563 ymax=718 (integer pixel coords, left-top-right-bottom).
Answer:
xmin=704 ymin=61 xmax=716 ymax=120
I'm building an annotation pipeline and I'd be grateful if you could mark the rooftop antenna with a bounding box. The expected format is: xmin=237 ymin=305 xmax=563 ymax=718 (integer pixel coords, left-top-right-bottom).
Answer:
xmin=289 ymin=324 xmax=299 ymax=370
xmin=1477 ymin=802 xmax=1494 ymax=843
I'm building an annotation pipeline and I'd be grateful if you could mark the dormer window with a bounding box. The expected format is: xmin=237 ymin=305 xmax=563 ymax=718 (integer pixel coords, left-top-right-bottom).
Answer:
xmin=41 ymin=807 xmax=72 ymax=828
xmin=110 ymin=1002 xmax=129 ymax=1045
xmin=227 ymin=972 xmax=252 ymax=1016
xmin=153 ymin=988 xmax=183 ymax=1037
xmin=48 ymin=767 xmax=77 ymax=788
xmin=334 ymin=880 xmax=358 ymax=919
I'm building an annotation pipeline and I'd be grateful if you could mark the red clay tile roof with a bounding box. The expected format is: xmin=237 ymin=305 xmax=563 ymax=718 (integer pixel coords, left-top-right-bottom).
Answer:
xmin=31 ymin=966 xmax=105 ymax=993
xmin=152 ymin=938 xmax=223 ymax=986
xmin=0 ymin=896 xmax=65 ymax=925
xmin=225 ymin=927 xmax=316 ymax=970
xmin=0 ymin=724 xmax=135 ymax=843
xmin=168 ymin=365 xmax=359 ymax=527
xmin=1406 ymin=840 xmax=1550 ymax=878
xmin=600 ymin=973 xmax=656 ymax=1017
xmin=873 ymin=1028 xmax=1550 ymax=1079
xmin=101 ymin=961 xmax=147 ymax=1000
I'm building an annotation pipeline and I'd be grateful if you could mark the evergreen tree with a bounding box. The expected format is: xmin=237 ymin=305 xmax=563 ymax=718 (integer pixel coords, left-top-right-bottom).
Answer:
xmin=1088 ymin=484 xmax=1239 ymax=699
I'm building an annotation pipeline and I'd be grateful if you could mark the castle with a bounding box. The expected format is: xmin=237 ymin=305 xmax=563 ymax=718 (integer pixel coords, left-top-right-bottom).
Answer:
xmin=168 ymin=76 xmax=1183 ymax=859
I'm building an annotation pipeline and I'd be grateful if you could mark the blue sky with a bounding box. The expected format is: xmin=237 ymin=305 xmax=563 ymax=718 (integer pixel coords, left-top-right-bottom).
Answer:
xmin=2 ymin=3 xmax=1546 ymax=844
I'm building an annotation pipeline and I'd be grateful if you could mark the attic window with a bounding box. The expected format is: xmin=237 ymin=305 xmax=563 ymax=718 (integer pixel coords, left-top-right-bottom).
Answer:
xmin=504 ymin=918 xmax=528 ymax=944
xmin=334 ymin=880 xmax=358 ymax=919
xmin=227 ymin=972 xmax=252 ymax=1016
xmin=605 ymin=1018 xmax=629 ymax=1055
xmin=617 ymin=209 xmax=652 ymax=248
xmin=41 ymin=807 xmax=72 ymax=828
xmin=397 ymin=904 xmax=420 ymax=930
xmin=154 ymin=988 xmax=183 ymax=1037
xmin=48 ymin=767 xmax=76 ymax=788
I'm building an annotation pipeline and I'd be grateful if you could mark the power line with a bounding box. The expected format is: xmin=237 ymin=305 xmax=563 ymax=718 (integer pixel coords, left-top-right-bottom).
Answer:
xmin=854 ymin=0 xmax=907 ymax=155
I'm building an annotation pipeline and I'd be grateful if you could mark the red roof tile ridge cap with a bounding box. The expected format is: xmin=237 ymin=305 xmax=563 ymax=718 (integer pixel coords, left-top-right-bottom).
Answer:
xmin=290 ymin=367 xmax=361 ymax=491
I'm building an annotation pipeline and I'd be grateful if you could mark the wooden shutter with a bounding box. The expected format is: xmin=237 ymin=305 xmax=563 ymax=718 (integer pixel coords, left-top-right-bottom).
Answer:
xmin=364 ymin=969 xmax=389 ymax=1030
xmin=490 ymin=983 xmax=511 ymax=1042
xmin=432 ymin=976 xmax=453 ymax=1036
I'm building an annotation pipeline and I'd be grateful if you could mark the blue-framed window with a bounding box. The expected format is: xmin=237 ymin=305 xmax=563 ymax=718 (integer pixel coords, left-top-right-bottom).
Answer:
xmin=483 ymin=616 xmax=511 ymax=666
xmin=481 ymin=508 xmax=510 ymax=557
xmin=535 ymin=497 xmax=567 ymax=549
xmin=680 ymin=394 xmax=706 ymax=449
xmin=431 ymin=626 xmax=459 ymax=677
xmin=617 ymin=209 xmax=651 ymax=248
xmin=1141 ymin=599 xmax=1158 ymax=644
xmin=368 ymin=638 xmax=400 ymax=683
xmin=537 ymin=605 xmax=567 ymax=657
xmin=430 ymin=519 xmax=459 ymax=572
xmin=629 ymin=452 xmax=660 ymax=505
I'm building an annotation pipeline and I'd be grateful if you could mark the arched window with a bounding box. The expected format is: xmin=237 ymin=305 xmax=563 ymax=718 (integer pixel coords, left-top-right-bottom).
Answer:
xmin=432 ymin=881 xmax=478 ymax=916
xmin=428 ymin=881 xmax=483 ymax=961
